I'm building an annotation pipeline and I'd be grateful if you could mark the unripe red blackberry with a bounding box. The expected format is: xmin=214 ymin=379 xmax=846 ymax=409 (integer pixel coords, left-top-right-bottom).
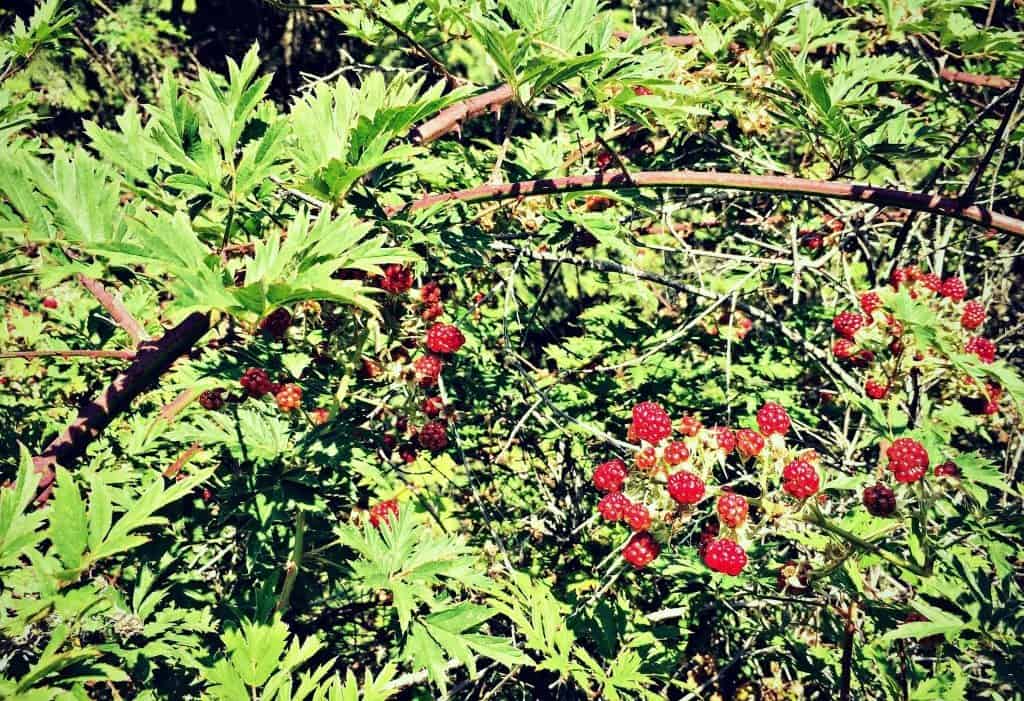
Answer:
xmin=832 ymin=338 xmax=856 ymax=360
xmin=417 ymin=421 xmax=448 ymax=451
xmin=965 ymin=335 xmax=996 ymax=363
xmin=399 ymin=443 xmax=418 ymax=463
xmin=199 ymin=388 xmax=224 ymax=411
xmin=919 ymin=272 xmax=942 ymax=294
xmin=275 ymin=384 xmax=303 ymax=412
xmin=421 ymin=396 xmax=444 ymax=417
xmin=703 ymin=538 xmax=747 ymax=576
xmin=421 ymin=302 xmax=444 ymax=321
xmin=42 ymin=296 xmax=58 ymax=310
xmin=598 ymin=492 xmax=631 ymax=521
xmin=310 ymin=407 xmax=330 ymax=425
xmin=414 ymin=353 xmax=444 ymax=387
xmin=756 ymin=401 xmax=791 ymax=436
xmin=782 ymin=459 xmax=819 ymax=499
xmin=369 ymin=499 xmax=399 ymax=528
xmin=862 ymin=483 xmax=896 ymax=516
xmin=360 ymin=357 xmax=383 ymax=379
xmin=240 ymin=367 xmax=275 ymax=398
xmin=833 ymin=311 xmax=867 ymax=340
xmin=593 ymin=458 xmax=628 ymax=493
xmin=678 ymin=414 xmax=703 ymax=437
xmin=667 ymin=470 xmax=706 ymax=505
xmin=380 ymin=265 xmax=413 ymax=294
xmin=634 ymin=447 xmax=657 ymax=471
xmin=961 ymin=301 xmax=986 ymax=330
xmin=865 ymin=378 xmax=889 ymax=400
xmin=733 ymin=428 xmax=763 ymax=459
xmin=934 ymin=461 xmax=959 ymax=478
xmin=717 ymin=492 xmax=748 ymax=528
xmin=622 ymin=532 xmax=660 ymax=568
xmin=663 ymin=441 xmax=690 ymax=466
xmin=630 ymin=402 xmax=673 ymax=445
xmin=886 ymin=438 xmax=929 ymax=483
xmin=259 ymin=308 xmax=292 ymax=339
xmin=419 ymin=281 xmax=442 ymax=304
xmin=623 ymin=502 xmax=652 ymax=531
xmin=712 ymin=426 xmax=736 ymax=453
xmin=859 ymin=292 xmax=883 ymax=315
xmin=940 ymin=276 xmax=967 ymax=301
xmin=425 ymin=323 xmax=465 ymax=354
xmin=890 ymin=267 xmax=910 ymax=289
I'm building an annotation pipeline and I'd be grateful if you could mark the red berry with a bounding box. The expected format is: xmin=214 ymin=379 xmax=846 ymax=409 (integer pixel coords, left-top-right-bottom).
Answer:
xmin=425 ymin=323 xmax=465 ymax=354
xmin=756 ymin=401 xmax=791 ymax=436
xmin=380 ymin=265 xmax=413 ymax=294
xmin=712 ymin=426 xmax=736 ymax=453
xmin=703 ymin=538 xmax=747 ymax=576
xmin=862 ymin=483 xmax=896 ymax=516
xmin=275 ymin=384 xmax=302 ymax=412
xmin=623 ymin=502 xmax=652 ymax=531
xmin=832 ymin=338 xmax=856 ymax=360
xmin=802 ymin=234 xmax=823 ymax=250
xmin=414 ymin=353 xmax=444 ymax=387
xmin=399 ymin=443 xmax=418 ymax=463
xmin=891 ymin=267 xmax=910 ymax=289
xmin=865 ymin=378 xmax=889 ymax=400
xmin=934 ymin=461 xmax=959 ymax=478
xmin=199 ymin=389 xmax=224 ymax=410
xmin=678 ymin=414 xmax=703 ymax=437
xmin=717 ymin=492 xmax=748 ymax=528
xmin=310 ymin=407 xmax=330 ymax=425
xmin=417 ymin=421 xmax=448 ymax=451
xmin=595 ymin=151 xmax=613 ymax=170
xmin=421 ymin=302 xmax=444 ymax=321
xmin=965 ymin=336 xmax=996 ymax=364
xmin=598 ymin=492 xmax=631 ymax=521
xmin=886 ymin=438 xmax=929 ymax=483
xmin=259 ymin=308 xmax=292 ymax=339
xmin=667 ymin=470 xmax=706 ymax=505
xmin=961 ymin=301 xmax=986 ymax=331
xmin=419 ymin=281 xmax=442 ymax=304
xmin=632 ymin=85 xmax=653 ymax=96
xmin=833 ymin=311 xmax=867 ymax=340
xmin=381 ymin=434 xmax=397 ymax=453
xmin=630 ymin=402 xmax=673 ymax=445
xmin=634 ymin=447 xmax=658 ymax=471
xmin=859 ymin=292 xmax=883 ymax=315
xmin=735 ymin=429 xmax=764 ymax=460
xmin=940 ymin=276 xmax=967 ymax=301
xmin=421 ymin=396 xmax=444 ymax=417
xmin=593 ymin=458 xmax=629 ymax=493
xmin=240 ymin=367 xmax=275 ymax=398
xmin=360 ymin=357 xmax=383 ymax=379
xmin=782 ymin=459 xmax=819 ymax=499
xmin=663 ymin=441 xmax=690 ymax=466
xmin=919 ymin=273 xmax=942 ymax=294
xmin=622 ymin=532 xmax=660 ymax=569
xmin=585 ymin=195 xmax=614 ymax=212
xmin=369 ymin=499 xmax=399 ymax=528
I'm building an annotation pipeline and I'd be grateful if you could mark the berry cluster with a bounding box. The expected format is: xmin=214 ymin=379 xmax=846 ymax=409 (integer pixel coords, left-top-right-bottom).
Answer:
xmin=592 ymin=400 xmax=824 ymax=575
xmin=369 ymin=499 xmax=399 ymax=528
xmin=829 ymin=265 xmax=1006 ymax=418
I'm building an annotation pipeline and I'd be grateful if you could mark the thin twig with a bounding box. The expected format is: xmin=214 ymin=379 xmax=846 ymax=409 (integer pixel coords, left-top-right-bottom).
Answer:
xmin=960 ymin=68 xmax=1024 ymax=203
xmin=78 ymin=274 xmax=148 ymax=343
xmin=0 ymin=349 xmax=136 ymax=360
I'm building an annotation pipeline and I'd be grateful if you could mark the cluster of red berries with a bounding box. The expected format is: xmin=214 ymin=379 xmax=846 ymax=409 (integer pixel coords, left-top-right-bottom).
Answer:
xmin=860 ymin=439 xmax=961 ymax=517
xmin=830 ymin=266 xmax=1003 ymax=413
xmin=369 ymin=499 xmax=399 ymax=528
xmin=235 ymin=367 xmax=314 ymax=416
xmin=595 ymin=400 xmax=822 ymax=573
xmin=702 ymin=310 xmax=753 ymax=342
xmin=377 ymin=266 xmax=446 ymax=321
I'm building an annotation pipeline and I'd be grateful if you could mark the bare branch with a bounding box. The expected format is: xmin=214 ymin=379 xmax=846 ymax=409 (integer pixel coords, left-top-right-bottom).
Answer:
xmin=0 ymin=349 xmax=136 ymax=360
xmin=78 ymin=274 xmax=148 ymax=344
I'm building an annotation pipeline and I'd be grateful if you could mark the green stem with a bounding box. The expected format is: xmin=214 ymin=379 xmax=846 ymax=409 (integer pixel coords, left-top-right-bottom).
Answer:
xmin=276 ymin=510 xmax=306 ymax=614
xmin=803 ymin=506 xmax=930 ymax=577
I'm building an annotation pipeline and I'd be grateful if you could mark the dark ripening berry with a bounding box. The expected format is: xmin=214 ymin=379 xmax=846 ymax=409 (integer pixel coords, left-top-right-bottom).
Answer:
xmin=630 ymin=402 xmax=673 ymax=445
xmin=678 ymin=414 xmax=703 ymax=437
xmin=259 ymin=308 xmax=292 ymax=339
xmin=240 ymin=367 xmax=275 ymax=398
xmin=862 ymin=483 xmax=896 ymax=516
xmin=598 ymin=492 xmax=631 ymax=521
xmin=593 ymin=458 xmax=629 ymax=493
xmin=199 ymin=389 xmax=224 ymax=411
xmin=417 ymin=421 xmax=448 ymax=452
xmin=757 ymin=401 xmax=791 ymax=436
xmin=399 ymin=443 xmax=418 ymax=463
xmin=717 ymin=492 xmax=748 ymax=528
xmin=865 ymin=379 xmax=889 ymax=400
xmin=380 ymin=265 xmax=414 ymax=294
xmin=965 ymin=336 xmax=996 ymax=364
xmin=703 ymin=538 xmax=747 ymax=576
xmin=421 ymin=302 xmax=444 ymax=321
xmin=712 ymin=426 xmax=736 ymax=453
xmin=419 ymin=281 xmax=442 ymax=304
xmin=369 ymin=499 xmax=399 ymax=528
xmin=890 ymin=267 xmax=910 ymax=289
xmin=832 ymin=311 xmax=867 ymax=340
xmin=622 ymin=532 xmax=660 ymax=568
xmin=414 ymin=353 xmax=444 ymax=387
xmin=735 ymin=429 xmax=765 ymax=460
xmin=360 ymin=357 xmax=383 ymax=379
xmin=663 ymin=441 xmax=691 ymax=466
xmin=782 ymin=459 xmax=819 ymax=499
xmin=940 ymin=276 xmax=967 ymax=301
xmin=275 ymin=384 xmax=302 ymax=412
xmin=961 ymin=301 xmax=986 ymax=330
xmin=421 ymin=396 xmax=444 ymax=417
xmin=886 ymin=438 xmax=929 ymax=483
xmin=425 ymin=323 xmax=465 ymax=354
xmin=832 ymin=338 xmax=856 ymax=360
xmin=623 ymin=502 xmax=652 ymax=531
xmin=667 ymin=470 xmax=706 ymax=505
xmin=860 ymin=292 xmax=883 ymax=315
xmin=934 ymin=461 xmax=959 ymax=478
